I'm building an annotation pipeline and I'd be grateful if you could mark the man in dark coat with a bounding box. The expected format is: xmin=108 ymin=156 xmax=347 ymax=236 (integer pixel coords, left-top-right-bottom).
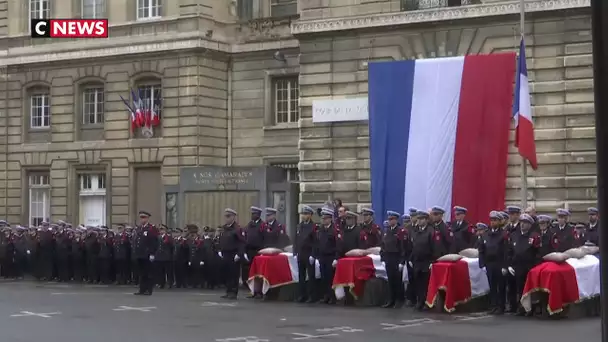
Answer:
xmin=133 ymin=211 xmax=159 ymax=296
xmin=155 ymin=224 xmax=174 ymax=289
xmin=294 ymin=205 xmax=319 ymax=303
xmin=218 ymin=208 xmax=246 ymax=299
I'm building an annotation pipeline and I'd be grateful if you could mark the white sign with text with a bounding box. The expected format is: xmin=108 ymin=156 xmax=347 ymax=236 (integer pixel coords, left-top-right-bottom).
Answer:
xmin=312 ymin=97 xmax=369 ymax=123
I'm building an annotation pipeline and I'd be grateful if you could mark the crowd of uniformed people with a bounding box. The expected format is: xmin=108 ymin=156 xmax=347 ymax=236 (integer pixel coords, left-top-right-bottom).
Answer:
xmin=0 ymin=201 xmax=600 ymax=315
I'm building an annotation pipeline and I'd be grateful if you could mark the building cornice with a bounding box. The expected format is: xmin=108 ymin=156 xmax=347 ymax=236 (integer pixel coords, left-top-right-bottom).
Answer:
xmin=0 ymin=33 xmax=299 ymax=67
xmin=291 ymin=0 xmax=590 ymax=35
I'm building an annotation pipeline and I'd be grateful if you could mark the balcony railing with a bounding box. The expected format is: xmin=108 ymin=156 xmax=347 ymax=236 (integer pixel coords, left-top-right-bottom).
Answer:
xmin=401 ymin=0 xmax=481 ymax=11
xmin=237 ymin=0 xmax=298 ymax=21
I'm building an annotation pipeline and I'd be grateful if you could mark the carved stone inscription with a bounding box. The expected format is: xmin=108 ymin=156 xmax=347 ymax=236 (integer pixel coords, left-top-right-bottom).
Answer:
xmin=192 ymin=170 xmax=254 ymax=186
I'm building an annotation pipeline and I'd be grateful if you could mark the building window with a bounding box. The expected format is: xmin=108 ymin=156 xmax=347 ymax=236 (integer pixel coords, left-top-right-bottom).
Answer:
xmin=82 ymin=87 xmax=104 ymax=125
xmin=237 ymin=0 xmax=253 ymax=20
xmin=29 ymin=172 xmax=50 ymax=226
xmin=79 ymin=174 xmax=106 ymax=226
xmin=82 ymin=0 xmax=105 ymax=18
xmin=273 ymin=77 xmax=299 ymax=124
xmin=29 ymin=0 xmax=50 ymax=21
xmin=30 ymin=93 xmax=50 ymax=129
xmin=137 ymin=0 xmax=161 ymax=20
xmin=271 ymin=0 xmax=297 ymax=17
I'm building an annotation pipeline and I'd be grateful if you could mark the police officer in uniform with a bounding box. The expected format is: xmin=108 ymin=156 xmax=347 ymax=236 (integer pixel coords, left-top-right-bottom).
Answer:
xmin=133 ymin=211 xmax=159 ymax=296
xmin=586 ymin=207 xmax=600 ymax=246
xmin=218 ymin=208 xmax=246 ymax=299
xmin=264 ymin=208 xmax=290 ymax=249
xmin=504 ymin=205 xmax=521 ymax=312
xmin=381 ymin=211 xmax=410 ymax=309
xmin=506 ymin=214 xmax=540 ymax=316
xmin=186 ymin=225 xmax=205 ymax=288
xmin=409 ymin=211 xmax=435 ymax=311
xmin=242 ymin=206 xmax=265 ymax=290
xmin=339 ymin=211 xmax=362 ymax=255
xmin=313 ymin=208 xmax=341 ymax=305
xmin=430 ymin=206 xmax=452 ymax=256
xmin=155 ymin=224 xmax=174 ymax=289
xmin=294 ymin=205 xmax=319 ymax=303
xmin=478 ymin=211 xmax=508 ymax=315
xmin=537 ymin=215 xmax=556 ymax=258
xmin=451 ymin=206 xmax=475 ymax=252
xmin=173 ymin=228 xmax=189 ymax=288
xmin=359 ymin=208 xmax=381 ymax=248
xmin=37 ymin=221 xmax=55 ymax=281
xmin=113 ymin=224 xmax=130 ymax=285
xmin=551 ymin=208 xmax=578 ymax=252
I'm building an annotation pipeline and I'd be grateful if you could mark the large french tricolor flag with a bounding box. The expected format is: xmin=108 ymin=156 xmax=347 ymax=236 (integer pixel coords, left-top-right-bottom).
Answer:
xmin=369 ymin=54 xmax=515 ymax=224
xmin=513 ymin=38 xmax=538 ymax=169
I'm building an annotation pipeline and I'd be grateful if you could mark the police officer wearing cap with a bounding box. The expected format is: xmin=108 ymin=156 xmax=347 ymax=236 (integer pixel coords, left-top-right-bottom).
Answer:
xmin=506 ymin=213 xmax=540 ymax=316
xmin=242 ymin=206 xmax=265 ymax=290
xmin=478 ymin=211 xmax=509 ymax=315
xmin=173 ymin=227 xmax=189 ymax=288
xmin=12 ymin=226 xmax=28 ymax=279
xmin=359 ymin=208 xmax=381 ymax=248
xmin=113 ymin=224 xmax=130 ymax=285
xmin=54 ymin=223 xmax=71 ymax=282
xmin=155 ymin=224 xmax=174 ymax=289
xmin=451 ymin=206 xmax=475 ymax=253
xmin=551 ymin=209 xmax=577 ymax=252
xmin=0 ymin=226 xmax=14 ymax=278
xmin=37 ymin=221 xmax=55 ymax=281
xmin=71 ymin=228 xmax=86 ymax=282
xmin=537 ymin=215 xmax=556 ymax=258
xmin=186 ymin=224 xmax=206 ymax=289
xmin=264 ymin=207 xmax=290 ymax=249
xmin=98 ymin=227 xmax=114 ymax=284
xmin=314 ymin=208 xmax=341 ymax=304
xmin=430 ymin=206 xmax=453 ymax=256
xmin=133 ymin=211 xmax=159 ymax=295
xmin=218 ymin=208 xmax=246 ymax=299
xmin=294 ymin=205 xmax=319 ymax=303
xmin=586 ymin=207 xmax=600 ymax=246
xmin=339 ymin=211 xmax=362 ymax=256
xmin=409 ymin=211 xmax=435 ymax=310
xmin=381 ymin=211 xmax=410 ymax=309
xmin=505 ymin=206 xmax=522 ymax=235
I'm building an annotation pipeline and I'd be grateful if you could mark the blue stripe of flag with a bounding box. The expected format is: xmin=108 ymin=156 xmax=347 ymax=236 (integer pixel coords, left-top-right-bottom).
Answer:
xmin=369 ymin=60 xmax=416 ymax=224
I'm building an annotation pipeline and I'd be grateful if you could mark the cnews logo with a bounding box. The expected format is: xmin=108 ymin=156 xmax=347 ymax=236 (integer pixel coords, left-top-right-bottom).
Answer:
xmin=31 ymin=19 xmax=108 ymax=38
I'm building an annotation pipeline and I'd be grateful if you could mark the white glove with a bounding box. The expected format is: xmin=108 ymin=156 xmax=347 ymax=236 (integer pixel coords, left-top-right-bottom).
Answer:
xmin=234 ymin=254 xmax=240 ymax=262
xmin=244 ymin=254 xmax=250 ymax=262
xmin=508 ymin=267 xmax=515 ymax=276
xmin=199 ymin=261 xmax=204 ymax=266
xmin=481 ymin=267 xmax=486 ymax=273
xmin=398 ymin=264 xmax=404 ymax=272
xmin=188 ymin=261 xmax=191 ymax=266
xmin=501 ymin=268 xmax=508 ymax=276
xmin=26 ymin=250 xmax=31 ymax=255
xmin=408 ymin=261 xmax=413 ymax=268
xmin=149 ymin=255 xmax=155 ymax=262
xmin=332 ymin=260 xmax=337 ymax=267
xmin=308 ymin=256 xmax=315 ymax=266
xmin=381 ymin=261 xmax=386 ymax=268
xmin=218 ymin=252 xmax=223 ymax=258
xmin=294 ymin=254 xmax=298 ymax=259
xmin=429 ymin=264 xmax=432 ymax=270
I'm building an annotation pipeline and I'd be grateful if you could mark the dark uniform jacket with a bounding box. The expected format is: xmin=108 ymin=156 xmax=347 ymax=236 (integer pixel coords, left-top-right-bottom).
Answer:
xmin=294 ymin=221 xmax=317 ymax=258
xmin=245 ymin=219 xmax=265 ymax=251
xmin=98 ymin=236 xmax=113 ymax=259
xmin=155 ymin=234 xmax=174 ymax=262
xmin=359 ymin=222 xmax=381 ymax=249
xmin=505 ymin=221 xmax=521 ymax=236
xmin=218 ymin=222 xmax=246 ymax=256
xmin=263 ymin=220 xmax=289 ymax=249
xmin=433 ymin=221 xmax=453 ymax=257
xmin=410 ymin=225 xmax=435 ymax=271
xmin=12 ymin=234 xmax=27 ymax=257
xmin=314 ymin=224 xmax=341 ymax=259
xmin=188 ymin=235 xmax=206 ymax=264
xmin=37 ymin=230 xmax=55 ymax=258
xmin=538 ymin=229 xmax=556 ymax=258
xmin=586 ymin=222 xmax=599 ymax=247
xmin=339 ymin=224 xmax=363 ymax=257
xmin=507 ymin=230 xmax=540 ymax=270
xmin=174 ymin=236 xmax=190 ymax=263
xmin=71 ymin=237 xmax=86 ymax=260
xmin=133 ymin=223 xmax=159 ymax=259
xmin=478 ymin=228 xmax=508 ymax=269
xmin=381 ymin=225 xmax=410 ymax=265
xmin=113 ymin=233 xmax=130 ymax=260
xmin=550 ymin=224 xmax=577 ymax=252
xmin=450 ymin=220 xmax=475 ymax=253
xmin=55 ymin=233 xmax=71 ymax=260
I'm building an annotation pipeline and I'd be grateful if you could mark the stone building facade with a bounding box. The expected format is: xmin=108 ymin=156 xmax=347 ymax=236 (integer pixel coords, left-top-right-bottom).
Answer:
xmin=0 ymin=0 xmax=595 ymax=231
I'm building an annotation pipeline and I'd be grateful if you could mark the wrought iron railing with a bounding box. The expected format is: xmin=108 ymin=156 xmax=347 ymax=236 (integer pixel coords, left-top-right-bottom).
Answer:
xmin=401 ymin=0 xmax=480 ymax=11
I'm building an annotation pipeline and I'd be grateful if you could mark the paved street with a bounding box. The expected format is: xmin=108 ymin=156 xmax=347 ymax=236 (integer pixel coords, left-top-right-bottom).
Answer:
xmin=0 ymin=281 xmax=600 ymax=342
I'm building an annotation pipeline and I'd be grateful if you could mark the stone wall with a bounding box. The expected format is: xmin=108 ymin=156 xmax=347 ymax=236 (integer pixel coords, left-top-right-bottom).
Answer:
xmin=0 ymin=51 xmax=229 ymax=224
xmin=296 ymin=13 xmax=596 ymax=219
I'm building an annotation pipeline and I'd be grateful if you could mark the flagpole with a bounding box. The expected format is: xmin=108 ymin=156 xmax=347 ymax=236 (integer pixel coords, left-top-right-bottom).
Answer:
xmin=519 ymin=0 xmax=528 ymax=209
xmin=590 ymin=0 xmax=608 ymax=340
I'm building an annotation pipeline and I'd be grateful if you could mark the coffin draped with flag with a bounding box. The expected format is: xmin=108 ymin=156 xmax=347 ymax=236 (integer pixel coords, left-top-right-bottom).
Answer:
xmin=521 ymin=255 xmax=600 ymax=314
xmin=368 ymin=54 xmax=516 ymax=224
xmin=247 ymin=253 xmax=321 ymax=294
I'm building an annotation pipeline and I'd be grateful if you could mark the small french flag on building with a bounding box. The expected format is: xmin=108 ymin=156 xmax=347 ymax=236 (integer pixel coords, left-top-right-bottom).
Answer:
xmin=513 ymin=37 xmax=538 ymax=170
